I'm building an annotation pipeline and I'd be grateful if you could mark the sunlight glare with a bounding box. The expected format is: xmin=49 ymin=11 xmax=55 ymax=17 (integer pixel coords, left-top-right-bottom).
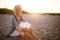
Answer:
xmin=0 ymin=0 xmax=60 ymax=13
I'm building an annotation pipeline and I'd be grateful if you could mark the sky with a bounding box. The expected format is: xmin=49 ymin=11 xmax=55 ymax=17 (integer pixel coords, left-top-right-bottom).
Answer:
xmin=0 ymin=0 xmax=60 ymax=13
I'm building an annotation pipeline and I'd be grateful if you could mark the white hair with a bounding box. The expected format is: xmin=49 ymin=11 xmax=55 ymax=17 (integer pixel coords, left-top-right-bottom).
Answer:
xmin=14 ymin=5 xmax=22 ymax=10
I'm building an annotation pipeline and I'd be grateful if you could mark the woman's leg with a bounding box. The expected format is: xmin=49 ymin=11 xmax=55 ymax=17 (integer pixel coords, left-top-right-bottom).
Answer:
xmin=28 ymin=27 xmax=40 ymax=40
xmin=29 ymin=32 xmax=40 ymax=40
xmin=23 ymin=28 xmax=40 ymax=40
xmin=24 ymin=32 xmax=36 ymax=40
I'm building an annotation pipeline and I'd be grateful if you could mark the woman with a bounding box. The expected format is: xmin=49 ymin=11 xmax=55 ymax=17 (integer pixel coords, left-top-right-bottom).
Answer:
xmin=5 ymin=5 xmax=23 ymax=37
xmin=6 ymin=5 xmax=40 ymax=40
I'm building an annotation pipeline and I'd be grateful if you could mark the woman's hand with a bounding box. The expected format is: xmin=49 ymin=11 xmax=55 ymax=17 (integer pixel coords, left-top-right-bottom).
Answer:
xmin=22 ymin=27 xmax=32 ymax=33
xmin=15 ymin=26 xmax=28 ymax=32
xmin=22 ymin=27 xmax=28 ymax=32
xmin=15 ymin=25 xmax=33 ymax=33
xmin=15 ymin=26 xmax=22 ymax=32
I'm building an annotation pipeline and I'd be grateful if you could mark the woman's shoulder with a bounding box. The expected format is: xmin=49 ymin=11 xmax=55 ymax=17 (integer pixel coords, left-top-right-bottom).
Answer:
xmin=9 ymin=14 xmax=16 ymax=21
xmin=11 ymin=14 xmax=16 ymax=19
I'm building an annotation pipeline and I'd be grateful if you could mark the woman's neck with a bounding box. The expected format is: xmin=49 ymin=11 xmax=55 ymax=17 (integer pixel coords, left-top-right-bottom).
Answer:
xmin=15 ymin=12 xmax=22 ymax=16
xmin=16 ymin=14 xmax=20 ymax=17
xmin=15 ymin=14 xmax=22 ymax=21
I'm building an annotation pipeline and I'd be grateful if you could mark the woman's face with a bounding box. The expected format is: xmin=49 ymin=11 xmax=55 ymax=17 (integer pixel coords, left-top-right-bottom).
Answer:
xmin=15 ymin=6 xmax=22 ymax=15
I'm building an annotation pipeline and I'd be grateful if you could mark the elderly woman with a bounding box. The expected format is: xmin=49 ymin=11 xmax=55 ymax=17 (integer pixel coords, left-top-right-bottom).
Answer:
xmin=5 ymin=5 xmax=40 ymax=40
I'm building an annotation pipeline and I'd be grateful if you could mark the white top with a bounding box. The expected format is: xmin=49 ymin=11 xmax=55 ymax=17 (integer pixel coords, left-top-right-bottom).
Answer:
xmin=19 ymin=21 xmax=31 ymax=28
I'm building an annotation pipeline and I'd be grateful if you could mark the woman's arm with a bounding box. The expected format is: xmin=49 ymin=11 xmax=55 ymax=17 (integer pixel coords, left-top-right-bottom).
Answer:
xmin=6 ymin=16 xmax=14 ymax=35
